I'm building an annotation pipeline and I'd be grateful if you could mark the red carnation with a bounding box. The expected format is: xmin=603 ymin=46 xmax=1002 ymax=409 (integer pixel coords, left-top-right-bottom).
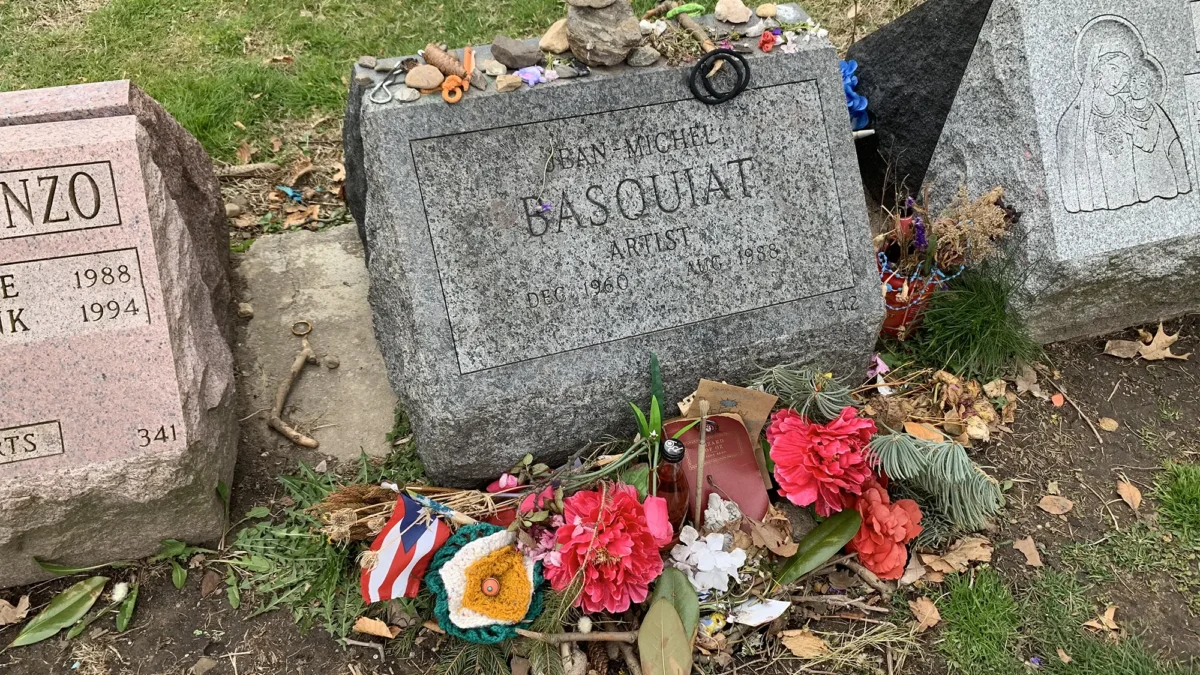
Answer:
xmin=543 ymin=484 xmax=664 ymax=614
xmin=846 ymin=480 xmax=923 ymax=580
xmin=767 ymin=407 xmax=876 ymax=517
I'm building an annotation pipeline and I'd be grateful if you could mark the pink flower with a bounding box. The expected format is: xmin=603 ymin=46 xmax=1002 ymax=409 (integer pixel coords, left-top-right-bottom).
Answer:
xmin=642 ymin=496 xmax=673 ymax=548
xmin=519 ymin=486 xmax=555 ymax=514
xmin=846 ymin=480 xmax=922 ymax=580
xmin=543 ymin=483 xmax=664 ymax=614
xmin=767 ymin=407 xmax=876 ymax=517
xmin=486 ymin=472 xmax=521 ymax=494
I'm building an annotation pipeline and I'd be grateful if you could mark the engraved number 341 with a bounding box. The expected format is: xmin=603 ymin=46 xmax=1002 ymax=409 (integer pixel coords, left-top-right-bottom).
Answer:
xmin=138 ymin=424 xmax=178 ymax=447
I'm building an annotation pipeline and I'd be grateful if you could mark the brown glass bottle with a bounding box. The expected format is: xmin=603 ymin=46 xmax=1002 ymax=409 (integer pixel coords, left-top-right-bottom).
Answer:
xmin=657 ymin=439 xmax=691 ymax=532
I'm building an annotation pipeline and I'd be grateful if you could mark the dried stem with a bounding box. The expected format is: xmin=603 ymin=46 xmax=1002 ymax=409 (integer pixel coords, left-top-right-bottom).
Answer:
xmin=1042 ymin=376 xmax=1104 ymax=445
xmin=842 ymin=561 xmax=893 ymax=600
xmin=619 ymin=643 xmax=644 ymax=675
xmin=791 ymin=595 xmax=889 ymax=614
xmin=693 ymin=400 xmax=711 ymax=527
xmin=268 ymin=336 xmax=319 ymax=448
xmin=515 ymin=628 xmax=638 ymax=644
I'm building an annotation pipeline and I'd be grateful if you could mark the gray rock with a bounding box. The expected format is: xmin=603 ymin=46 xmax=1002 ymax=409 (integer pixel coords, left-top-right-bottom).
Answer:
xmin=345 ymin=40 xmax=881 ymax=486
xmin=922 ymin=0 xmax=1200 ymax=343
xmin=354 ymin=73 xmax=375 ymax=87
xmin=847 ymin=0 xmax=993 ymax=203
xmin=237 ymin=302 xmax=255 ymax=319
xmin=566 ymin=0 xmax=642 ymax=67
xmin=323 ymin=356 xmax=341 ymax=369
xmin=774 ymin=2 xmax=808 ymax=23
xmin=551 ymin=61 xmax=591 ymax=79
xmin=715 ymin=0 xmax=753 ymax=23
xmin=566 ymin=0 xmax=617 ymax=7
xmin=359 ymin=55 xmax=378 ymax=69
xmin=482 ymin=59 xmax=507 ymax=77
xmin=0 ymin=82 xmax=236 ymax=588
xmin=395 ymin=85 xmax=421 ymax=102
xmin=626 ymin=45 xmax=661 ymax=67
xmin=496 ymin=74 xmax=524 ymax=92
xmin=470 ymin=68 xmax=489 ymax=90
xmin=777 ymin=502 xmax=817 ymax=541
xmin=491 ymin=35 xmax=543 ymax=70
xmin=225 ymin=202 xmax=243 ymax=218
xmin=375 ymin=56 xmax=402 ymax=72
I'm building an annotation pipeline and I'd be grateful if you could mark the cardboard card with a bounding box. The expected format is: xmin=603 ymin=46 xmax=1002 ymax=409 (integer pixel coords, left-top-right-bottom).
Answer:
xmin=678 ymin=380 xmax=778 ymax=489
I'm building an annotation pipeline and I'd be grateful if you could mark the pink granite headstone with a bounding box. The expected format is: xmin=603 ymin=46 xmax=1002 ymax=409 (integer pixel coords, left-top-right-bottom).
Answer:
xmin=0 ymin=82 xmax=236 ymax=588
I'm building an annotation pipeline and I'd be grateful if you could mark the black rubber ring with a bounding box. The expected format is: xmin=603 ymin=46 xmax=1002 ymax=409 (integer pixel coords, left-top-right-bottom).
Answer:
xmin=688 ymin=49 xmax=750 ymax=105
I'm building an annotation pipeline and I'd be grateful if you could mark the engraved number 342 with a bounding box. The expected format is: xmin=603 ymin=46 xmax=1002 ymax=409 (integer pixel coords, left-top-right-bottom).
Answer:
xmin=138 ymin=424 xmax=178 ymax=447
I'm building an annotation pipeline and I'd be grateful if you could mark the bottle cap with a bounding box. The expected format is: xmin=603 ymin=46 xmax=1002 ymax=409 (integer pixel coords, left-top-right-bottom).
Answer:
xmin=662 ymin=438 xmax=686 ymax=463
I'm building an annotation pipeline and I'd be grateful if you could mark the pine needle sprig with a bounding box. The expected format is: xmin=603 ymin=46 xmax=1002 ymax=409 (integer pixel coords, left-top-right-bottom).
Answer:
xmin=867 ymin=433 xmax=1001 ymax=532
xmin=750 ymin=363 xmax=856 ymax=422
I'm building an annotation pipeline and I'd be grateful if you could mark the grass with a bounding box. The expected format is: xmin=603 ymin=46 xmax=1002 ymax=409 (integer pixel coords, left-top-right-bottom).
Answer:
xmin=230 ymin=449 xmax=426 ymax=638
xmin=1 ymin=0 xmax=922 ymax=160
xmin=934 ymin=568 xmax=1196 ymax=675
xmin=936 ymin=569 xmax=1023 ymax=675
xmin=908 ymin=258 xmax=1041 ymax=380
xmin=1156 ymin=462 xmax=1200 ymax=536
xmin=1062 ymin=463 xmax=1200 ymax=615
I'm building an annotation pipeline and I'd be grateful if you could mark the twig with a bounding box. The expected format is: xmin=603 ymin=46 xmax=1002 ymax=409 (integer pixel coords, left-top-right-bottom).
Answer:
xmin=1043 ymin=377 xmax=1103 ymax=445
xmin=1079 ymin=479 xmax=1120 ymax=531
xmin=268 ymin=336 xmax=320 ymax=448
xmin=515 ymin=628 xmax=638 ymax=644
xmin=792 ymin=595 xmax=889 ymax=614
xmin=619 ymin=643 xmax=644 ymax=675
xmin=341 ymin=638 xmax=385 ymax=661
xmin=842 ymin=561 xmax=893 ymax=600
xmin=215 ymin=162 xmax=280 ymax=178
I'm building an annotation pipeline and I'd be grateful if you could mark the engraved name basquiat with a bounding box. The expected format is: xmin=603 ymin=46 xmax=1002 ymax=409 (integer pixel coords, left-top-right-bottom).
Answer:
xmin=515 ymin=123 xmax=782 ymax=309
xmin=0 ymin=162 xmax=122 ymax=238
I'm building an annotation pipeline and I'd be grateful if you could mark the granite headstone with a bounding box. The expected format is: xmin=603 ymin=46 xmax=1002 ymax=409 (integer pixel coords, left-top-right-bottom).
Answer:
xmin=344 ymin=34 xmax=882 ymax=486
xmin=0 ymin=82 xmax=236 ymax=588
xmin=919 ymin=0 xmax=1200 ymax=341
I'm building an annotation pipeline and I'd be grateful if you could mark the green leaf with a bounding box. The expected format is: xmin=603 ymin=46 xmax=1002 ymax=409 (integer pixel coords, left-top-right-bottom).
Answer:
xmin=153 ymin=539 xmax=188 ymax=561
xmin=245 ymin=506 xmax=271 ymax=519
xmin=34 ymin=558 xmax=127 ymax=575
xmin=10 ymin=576 xmax=108 ymax=647
xmin=116 ymin=584 xmax=138 ymax=632
xmin=171 ymin=561 xmax=187 ymax=590
xmin=216 ymin=481 xmax=231 ymax=508
xmin=638 ymin=599 xmax=692 ymax=675
xmin=619 ymin=464 xmax=651 ymax=500
xmin=228 ymin=555 xmax=272 ymax=573
xmin=649 ymin=396 xmax=662 ymax=440
xmin=650 ymin=353 xmax=665 ymax=417
xmin=649 ymin=568 xmax=699 ymax=639
xmin=670 ymin=420 xmax=700 ymax=439
xmin=226 ymin=572 xmax=241 ymax=610
xmin=630 ymin=402 xmax=651 ymax=439
xmin=774 ymin=509 xmax=862 ymax=589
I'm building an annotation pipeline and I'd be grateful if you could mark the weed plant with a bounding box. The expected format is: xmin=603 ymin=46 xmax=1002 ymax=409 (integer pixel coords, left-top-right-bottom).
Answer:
xmin=1156 ymin=462 xmax=1200 ymax=536
xmin=908 ymin=257 xmax=1040 ymax=380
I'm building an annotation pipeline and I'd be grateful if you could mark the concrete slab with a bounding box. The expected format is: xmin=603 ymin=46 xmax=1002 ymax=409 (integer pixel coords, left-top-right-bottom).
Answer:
xmin=233 ymin=225 xmax=396 ymax=461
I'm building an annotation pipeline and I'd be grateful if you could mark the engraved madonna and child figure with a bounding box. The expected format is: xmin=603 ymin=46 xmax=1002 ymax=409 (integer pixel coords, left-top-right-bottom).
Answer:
xmin=1057 ymin=15 xmax=1191 ymax=213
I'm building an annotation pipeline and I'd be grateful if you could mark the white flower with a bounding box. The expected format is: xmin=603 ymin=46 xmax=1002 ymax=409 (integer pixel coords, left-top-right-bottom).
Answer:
xmin=703 ymin=493 xmax=742 ymax=533
xmin=670 ymin=526 xmax=747 ymax=593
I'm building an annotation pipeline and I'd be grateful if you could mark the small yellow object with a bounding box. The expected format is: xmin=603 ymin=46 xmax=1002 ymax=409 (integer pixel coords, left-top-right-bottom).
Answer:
xmin=462 ymin=546 xmax=531 ymax=623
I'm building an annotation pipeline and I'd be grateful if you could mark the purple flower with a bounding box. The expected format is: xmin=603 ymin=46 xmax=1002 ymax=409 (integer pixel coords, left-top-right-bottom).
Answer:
xmin=914 ymin=216 xmax=927 ymax=252
xmin=1030 ymin=657 xmax=1043 ymax=667
xmin=538 ymin=201 xmax=552 ymax=213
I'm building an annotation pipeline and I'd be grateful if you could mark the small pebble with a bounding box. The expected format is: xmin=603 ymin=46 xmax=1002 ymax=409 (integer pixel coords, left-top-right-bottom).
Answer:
xmin=470 ymin=68 xmax=488 ymax=90
xmin=755 ymin=3 xmax=777 ymax=17
xmin=358 ymin=55 xmax=378 ymax=69
xmin=237 ymin=303 xmax=254 ymax=319
xmin=405 ymin=64 xmax=444 ymax=89
xmin=353 ymin=73 xmax=374 ymax=87
xmin=626 ymin=45 xmax=661 ymax=67
xmin=395 ymin=85 xmax=421 ymax=102
xmin=374 ymin=56 xmax=402 ymax=72
xmin=323 ymin=356 xmax=341 ymax=369
xmin=482 ymin=59 xmax=507 ymax=77
xmin=224 ymin=203 xmax=242 ymax=218
xmin=496 ymin=74 xmax=524 ymax=92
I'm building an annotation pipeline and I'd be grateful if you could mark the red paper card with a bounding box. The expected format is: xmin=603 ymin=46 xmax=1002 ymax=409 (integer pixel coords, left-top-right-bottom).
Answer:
xmin=663 ymin=414 xmax=770 ymax=525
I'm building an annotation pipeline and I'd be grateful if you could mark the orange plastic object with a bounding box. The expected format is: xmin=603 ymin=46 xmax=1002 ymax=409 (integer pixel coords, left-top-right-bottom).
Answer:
xmin=441 ymin=75 xmax=465 ymax=103
xmin=463 ymin=46 xmax=475 ymax=88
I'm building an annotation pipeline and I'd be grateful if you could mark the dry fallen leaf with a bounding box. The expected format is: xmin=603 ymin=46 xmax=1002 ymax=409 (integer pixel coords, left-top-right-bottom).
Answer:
xmin=1013 ymin=536 xmax=1043 ymax=567
xmin=982 ymin=379 xmax=1008 ymax=398
xmin=200 ymin=569 xmax=223 ymax=598
xmin=0 ymin=595 xmax=30 ymax=626
xmin=1057 ymin=649 xmax=1072 ymax=664
xmin=921 ymin=536 xmax=993 ymax=574
xmin=1105 ymin=324 xmax=1191 ymax=361
xmin=353 ymin=615 xmax=400 ymax=639
xmin=284 ymin=204 xmax=321 ymax=229
xmin=1047 ymin=481 xmax=1060 ymax=495
xmin=750 ymin=514 xmax=799 ymax=558
xmin=1083 ymin=605 xmax=1120 ymax=634
xmin=1116 ymin=480 xmax=1142 ymax=511
xmin=909 ymin=597 xmax=941 ymax=633
xmin=779 ymin=630 xmax=831 ymax=658
xmin=965 ymin=415 xmax=990 ymax=442
xmin=898 ymin=555 xmax=927 ymax=586
xmin=190 ymin=657 xmax=220 ymax=675
xmin=511 ymin=655 xmax=531 ymax=675
xmin=288 ymin=156 xmax=315 ymax=187
xmin=1038 ymin=495 xmax=1074 ymax=515
xmin=904 ymin=421 xmax=944 ymax=442
xmin=331 ymin=162 xmax=347 ymax=183
xmin=236 ymin=141 xmax=254 ymax=165
xmin=1098 ymin=417 xmax=1120 ymax=432
xmin=1015 ymin=364 xmax=1047 ymax=399
xmin=271 ymin=136 xmax=283 ymax=153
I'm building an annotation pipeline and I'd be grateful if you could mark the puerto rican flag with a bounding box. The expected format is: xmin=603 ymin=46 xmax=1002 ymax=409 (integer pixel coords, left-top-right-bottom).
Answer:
xmin=360 ymin=494 xmax=450 ymax=603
